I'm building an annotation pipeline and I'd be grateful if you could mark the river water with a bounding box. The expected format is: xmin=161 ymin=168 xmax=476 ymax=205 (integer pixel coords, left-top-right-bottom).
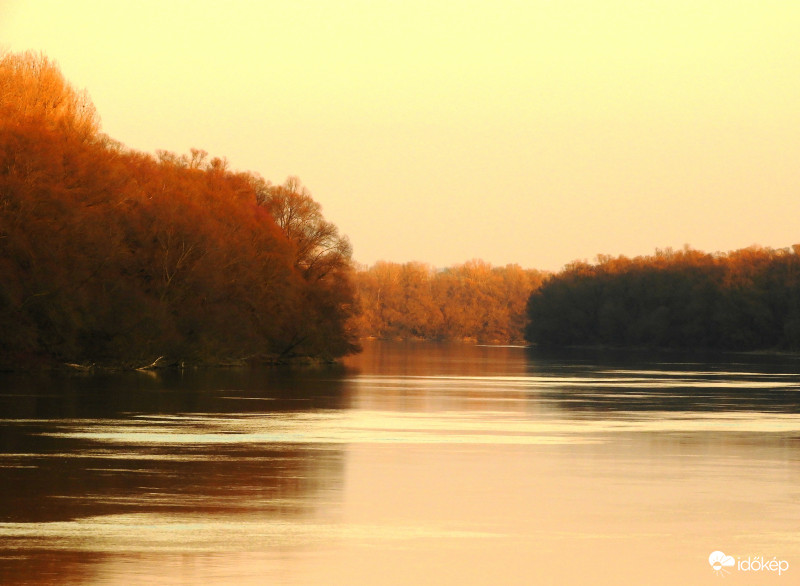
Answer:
xmin=1 ymin=341 xmax=800 ymax=585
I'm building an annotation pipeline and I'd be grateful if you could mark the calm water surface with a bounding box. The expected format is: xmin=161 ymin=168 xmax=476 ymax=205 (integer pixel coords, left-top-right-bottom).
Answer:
xmin=2 ymin=342 xmax=800 ymax=584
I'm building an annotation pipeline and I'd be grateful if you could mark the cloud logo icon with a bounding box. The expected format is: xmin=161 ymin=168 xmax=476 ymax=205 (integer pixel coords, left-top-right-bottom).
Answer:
xmin=709 ymin=551 xmax=736 ymax=573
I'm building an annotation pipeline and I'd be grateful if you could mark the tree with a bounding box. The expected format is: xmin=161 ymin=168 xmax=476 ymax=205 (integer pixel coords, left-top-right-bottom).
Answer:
xmin=253 ymin=176 xmax=352 ymax=281
xmin=353 ymin=260 xmax=546 ymax=343
xmin=0 ymin=51 xmax=359 ymax=367
xmin=251 ymin=175 xmax=359 ymax=358
xmin=0 ymin=50 xmax=100 ymax=141
xmin=525 ymin=245 xmax=800 ymax=351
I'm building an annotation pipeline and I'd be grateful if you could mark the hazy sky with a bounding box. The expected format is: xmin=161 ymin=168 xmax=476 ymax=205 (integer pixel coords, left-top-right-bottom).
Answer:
xmin=2 ymin=1 xmax=798 ymax=270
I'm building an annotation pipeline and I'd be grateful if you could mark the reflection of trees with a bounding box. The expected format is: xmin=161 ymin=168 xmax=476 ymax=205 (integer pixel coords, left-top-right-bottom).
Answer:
xmin=0 ymin=366 xmax=352 ymax=420
xmin=0 ymin=440 xmax=345 ymax=583
xmin=347 ymin=340 xmax=530 ymax=378
xmin=0 ymin=366 xmax=349 ymax=578
xmin=0 ymin=368 xmax=351 ymax=585
xmin=0 ymin=438 xmax=345 ymax=522
xmin=344 ymin=341 xmax=531 ymax=412
xmin=526 ymin=346 xmax=800 ymax=413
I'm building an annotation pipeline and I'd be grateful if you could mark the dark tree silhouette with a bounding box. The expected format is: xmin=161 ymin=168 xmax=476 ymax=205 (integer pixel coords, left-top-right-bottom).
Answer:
xmin=525 ymin=246 xmax=800 ymax=351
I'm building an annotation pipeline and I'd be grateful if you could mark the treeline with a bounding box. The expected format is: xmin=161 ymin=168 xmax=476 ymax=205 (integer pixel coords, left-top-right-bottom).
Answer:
xmin=353 ymin=260 xmax=546 ymax=343
xmin=525 ymin=246 xmax=800 ymax=350
xmin=0 ymin=51 xmax=358 ymax=368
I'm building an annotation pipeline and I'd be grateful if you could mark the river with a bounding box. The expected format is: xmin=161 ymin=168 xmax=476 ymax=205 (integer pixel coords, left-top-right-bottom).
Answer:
xmin=1 ymin=341 xmax=800 ymax=584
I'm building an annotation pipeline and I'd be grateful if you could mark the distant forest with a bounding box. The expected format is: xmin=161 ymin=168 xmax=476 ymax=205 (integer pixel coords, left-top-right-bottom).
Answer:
xmin=352 ymin=261 xmax=546 ymax=343
xmin=526 ymin=246 xmax=800 ymax=351
xmin=0 ymin=51 xmax=358 ymax=368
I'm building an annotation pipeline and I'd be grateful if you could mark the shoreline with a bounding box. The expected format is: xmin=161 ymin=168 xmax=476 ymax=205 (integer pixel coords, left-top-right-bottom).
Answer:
xmin=0 ymin=353 xmax=346 ymax=374
xmin=5 ymin=340 xmax=800 ymax=375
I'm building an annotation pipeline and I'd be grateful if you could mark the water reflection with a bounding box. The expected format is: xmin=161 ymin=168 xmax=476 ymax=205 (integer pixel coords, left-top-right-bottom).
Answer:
xmin=526 ymin=346 xmax=800 ymax=413
xmin=345 ymin=342 xmax=800 ymax=415
xmin=350 ymin=341 xmax=531 ymax=377
xmin=1 ymin=342 xmax=800 ymax=585
xmin=0 ymin=367 xmax=350 ymax=585
xmin=0 ymin=366 xmax=352 ymax=419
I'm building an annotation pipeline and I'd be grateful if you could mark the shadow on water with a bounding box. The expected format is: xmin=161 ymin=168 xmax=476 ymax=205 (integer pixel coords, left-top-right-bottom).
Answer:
xmin=0 ymin=365 xmax=352 ymax=584
xmin=525 ymin=345 xmax=800 ymax=413
xmin=0 ymin=364 xmax=353 ymax=420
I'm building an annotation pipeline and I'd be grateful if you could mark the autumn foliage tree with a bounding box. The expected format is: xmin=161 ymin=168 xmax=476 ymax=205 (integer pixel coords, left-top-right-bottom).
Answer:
xmin=525 ymin=246 xmax=800 ymax=351
xmin=0 ymin=51 xmax=358 ymax=368
xmin=250 ymin=176 xmax=359 ymax=358
xmin=353 ymin=260 xmax=546 ymax=343
xmin=0 ymin=50 xmax=100 ymax=140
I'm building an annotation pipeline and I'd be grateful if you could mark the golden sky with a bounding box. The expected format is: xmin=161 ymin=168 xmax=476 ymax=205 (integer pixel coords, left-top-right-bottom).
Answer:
xmin=2 ymin=0 xmax=799 ymax=270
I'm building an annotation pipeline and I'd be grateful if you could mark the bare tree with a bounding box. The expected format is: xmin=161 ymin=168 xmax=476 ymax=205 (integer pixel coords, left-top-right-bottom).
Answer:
xmin=253 ymin=176 xmax=352 ymax=281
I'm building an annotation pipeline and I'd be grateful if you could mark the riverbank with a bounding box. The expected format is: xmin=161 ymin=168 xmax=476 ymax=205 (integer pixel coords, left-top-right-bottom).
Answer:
xmin=0 ymin=352 xmax=346 ymax=374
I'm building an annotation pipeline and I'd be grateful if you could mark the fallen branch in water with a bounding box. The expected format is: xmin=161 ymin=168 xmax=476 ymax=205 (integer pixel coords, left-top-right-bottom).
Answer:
xmin=136 ymin=356 xmax=165 ymax=371
xmin=65 ymin=362 xmax=94 ymax=372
